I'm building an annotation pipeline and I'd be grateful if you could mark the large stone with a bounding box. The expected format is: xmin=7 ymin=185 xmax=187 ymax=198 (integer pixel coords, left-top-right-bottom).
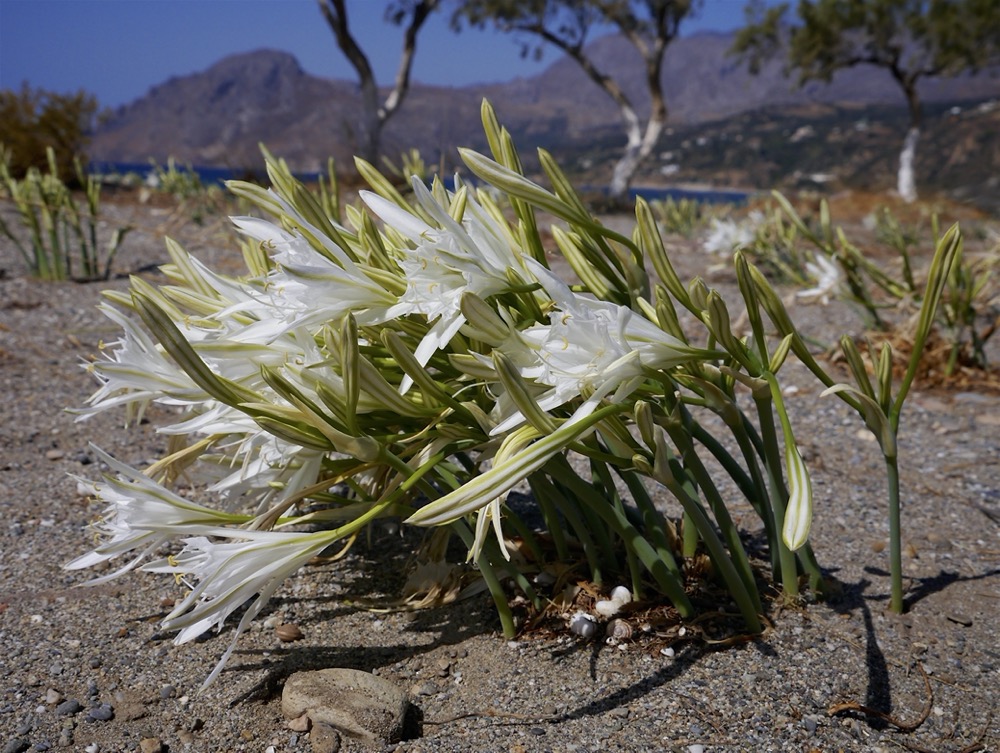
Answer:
xmin=281 ymin=668 xmax=407 ymax=746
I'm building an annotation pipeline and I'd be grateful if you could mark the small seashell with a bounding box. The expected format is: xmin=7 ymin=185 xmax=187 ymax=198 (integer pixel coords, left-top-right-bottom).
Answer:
xmin=609 ymin=586 xmax=632 ymax=606
xmin=569 ymin=611 xmax=598 ymax=639
xmin=594 ymin=599 xmax=621 ymax=618
xmin=275 ymin=623 xmax=304 ymax=642
xmin=606 ymin=618 xmax=633 ymax=642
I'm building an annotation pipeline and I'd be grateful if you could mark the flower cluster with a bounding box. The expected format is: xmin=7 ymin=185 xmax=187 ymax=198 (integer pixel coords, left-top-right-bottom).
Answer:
xmin=71 ymin=104 xmax=826 ymax=682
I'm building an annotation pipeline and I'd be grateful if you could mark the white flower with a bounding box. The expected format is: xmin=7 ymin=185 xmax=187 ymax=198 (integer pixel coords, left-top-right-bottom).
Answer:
xmin=231 ymin=212 xmax=397 ymax=336
xmin=77 ymin=304 xmax=207 ymax=423
xmin=362 ymin=178 xmax=526 ymax=385
xmin=702 ymin=215 xmax=757 ymax=255
xmin=796 ymin=254 xmax=842 ymax=305
xmin=65 ymin=447 xmax=248 ymax=583
xmin=491 ymin=258 xmax=717 ymax=433
xmin=144 ymin=528 xmax=338 ymax=686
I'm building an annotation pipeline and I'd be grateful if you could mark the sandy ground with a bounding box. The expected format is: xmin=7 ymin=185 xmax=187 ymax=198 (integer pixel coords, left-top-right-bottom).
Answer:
xmin=1 ymin=195 xmax=998 ymax=753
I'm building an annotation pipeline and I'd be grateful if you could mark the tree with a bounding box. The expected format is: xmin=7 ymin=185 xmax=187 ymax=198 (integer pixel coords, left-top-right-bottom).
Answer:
xmin=318 ymin=0 xmax=441 ymax=164
xmin=454 ymin=0 xmax=697 ymax=199
xmin=732 ymin=0 xmax=1000 ymax=202
xmin=0 ymin=84 xmax=99 ymax=180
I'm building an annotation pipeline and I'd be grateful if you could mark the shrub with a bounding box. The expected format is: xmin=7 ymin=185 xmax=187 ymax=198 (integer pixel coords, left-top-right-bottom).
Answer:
xmin=0 ymin=84 xmax=99 ymax=181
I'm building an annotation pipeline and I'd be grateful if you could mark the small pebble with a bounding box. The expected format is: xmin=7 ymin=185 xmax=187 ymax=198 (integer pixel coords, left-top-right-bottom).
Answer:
xmin=1 ymin=740 xmax=30 ymax=753
xmin=86 ymin=703 xmax=113 ymax=722
xmin=310 ymin=722 xmax=341 ymax=753
xmin=275 ymin=623 xmax=303 ymax=642
xmin=45 ymin=689 xmax=62 ymax=705
xmin=569 ymin=612 xmax=598 ymax=639
xmin=412 ymin=681 xmax=438 ymax=697
xmin=159 ymin=685 xmax=176 ymax=700
xmin=45 ymin=450 xmax=65 ymax=461
xmin=138 ymin=739 xmax=163 ymax=753
xmin=55 ymin=699 xmax=82 ymax=716
xmin=287 ymin=713 xmax=311 ymax=732
xmin=84 ymin=744 xmax=100 ymax=753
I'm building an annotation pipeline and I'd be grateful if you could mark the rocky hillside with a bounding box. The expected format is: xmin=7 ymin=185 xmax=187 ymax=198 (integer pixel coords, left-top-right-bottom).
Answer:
xmin=89 ymin=32 xmax=1000 ymax=210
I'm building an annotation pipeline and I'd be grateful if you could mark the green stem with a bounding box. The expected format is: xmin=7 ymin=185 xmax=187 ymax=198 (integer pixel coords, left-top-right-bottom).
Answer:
xmin=656 ymin=456 xmax=763 ymax=633
xmin=452 ymin=521 xmax=517 ymax=637
xmin=681 ymin=509 xmax=698 ymax=558
xmin=527 ymin=475 xmax=569 ymax=562
xmin=668 ymin=424 xmax=761 ymax=613
xmin=548 ymin=458 xmax=694 ymax=618
xmin=754 ymin=396 xmax=799 ymax=598
xmin=530 ymin=474 xmax=603 ymax=586
xmin=616 ymin=468 xmax=682 ymax=580
xmin=885 ymin=452 xmax=904 ymax=613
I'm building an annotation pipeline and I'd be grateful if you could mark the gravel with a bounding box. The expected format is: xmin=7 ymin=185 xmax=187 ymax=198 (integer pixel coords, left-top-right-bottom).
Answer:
xmin=1 ymin=196 xmax=998 ymax=752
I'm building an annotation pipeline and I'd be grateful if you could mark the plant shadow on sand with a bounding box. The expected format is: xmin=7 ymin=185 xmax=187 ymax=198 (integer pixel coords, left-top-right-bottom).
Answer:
xmin=818 ymin=565 xmax=1000 ymax=736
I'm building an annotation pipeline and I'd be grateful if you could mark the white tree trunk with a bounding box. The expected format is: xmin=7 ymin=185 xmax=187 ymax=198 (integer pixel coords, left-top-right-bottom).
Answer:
xmin=609 ymin=110 xmax=665 ymax=200
xmin=609 ymin=113 xmax=643 ymax=199
xmin=897 ymin=127 xmax=919 ymax=203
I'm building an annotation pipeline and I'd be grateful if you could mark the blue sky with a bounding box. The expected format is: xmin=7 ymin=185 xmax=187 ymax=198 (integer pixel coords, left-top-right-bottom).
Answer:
xmin=1 ymin=0 xmax=757 ymax=109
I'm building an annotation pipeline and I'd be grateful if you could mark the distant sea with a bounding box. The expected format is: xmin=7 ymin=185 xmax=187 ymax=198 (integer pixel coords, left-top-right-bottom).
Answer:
xmin=90 ymin=161 xmax=750 ymax=206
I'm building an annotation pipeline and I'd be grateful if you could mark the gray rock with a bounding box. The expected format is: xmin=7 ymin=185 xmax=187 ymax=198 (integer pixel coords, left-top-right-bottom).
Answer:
xmin=54 ymin=699 xmax=81 ymax=716
xmin=281 ymin=668 xmax=407 ymax=746
xmin=86 ymin=704 xmax=114 ymax=722
xmin=2 ymin=739 xmax=30 ymax=753
xmin=309 ymin=722 xmax=341 ymax=753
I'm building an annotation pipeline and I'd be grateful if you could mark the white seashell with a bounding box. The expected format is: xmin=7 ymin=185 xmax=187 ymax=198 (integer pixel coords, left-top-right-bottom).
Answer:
xmin=606 ymin=618 xmax=633 ymax=641
xmin=609 ymin=586 xmax=633 ymax=606
xmin=569 ymin=611 xmax=598 ymax=639
xmin=594 ymin=599 xmax=621 ymax=618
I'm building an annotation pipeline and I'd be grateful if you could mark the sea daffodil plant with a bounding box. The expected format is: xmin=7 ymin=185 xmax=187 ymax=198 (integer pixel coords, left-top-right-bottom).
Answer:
xmin=70 ymin=101 xmax=953 ymax=683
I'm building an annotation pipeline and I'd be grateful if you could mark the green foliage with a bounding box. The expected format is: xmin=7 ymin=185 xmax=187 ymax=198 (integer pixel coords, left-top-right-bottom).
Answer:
xmin=0 ymin=146 xmax=130 ymax=281
xmin=649 ymin=196 xmax=706 ymax=238
xmin=937 ymin=225 xmax=998 ymax=373
xmin=717 ymin=203 xmax=812 ymax=284
xmin=734 ymin=0 xmax=1000 ymax=87
xmin=0 ymin=84 xmax=99 ymax=181
xmin=768 ymin=193 xmax=997 ymax=374
xmin=145 ymin=157 xmax=225 ymax=225
xmin=382 ymin=148 xmax=430 ymax=187
xmin=732 ymin=0 xmax=1000 ymax=200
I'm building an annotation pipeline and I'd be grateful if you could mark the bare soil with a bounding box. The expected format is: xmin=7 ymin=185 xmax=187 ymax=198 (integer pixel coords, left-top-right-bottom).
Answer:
xmin=1 ymin=194 xmax=998 ymax=753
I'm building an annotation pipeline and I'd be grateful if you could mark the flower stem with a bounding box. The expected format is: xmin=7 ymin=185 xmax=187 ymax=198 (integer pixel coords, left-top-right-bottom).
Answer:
xmin=885 ymin=452 xmax=904 ymax=613
xmin=754 ymin=396 xmax=799 ymax=598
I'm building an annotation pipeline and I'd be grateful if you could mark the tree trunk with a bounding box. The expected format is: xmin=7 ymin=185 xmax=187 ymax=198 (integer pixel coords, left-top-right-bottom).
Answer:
xmin=894 ymin=71 xmax=922 ymax=203
xmin=609 ymin=114 xmax=665 ymax=200
xmin=609 ymin=34 xmax=669 ymax=200
xmin=318 ymin=0 xmax=438 ymax=166
xmin=897 ymin=126 xmax=919 ymax=204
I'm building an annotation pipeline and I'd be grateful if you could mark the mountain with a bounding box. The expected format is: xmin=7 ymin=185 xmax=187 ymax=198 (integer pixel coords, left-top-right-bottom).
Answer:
xmin=90 ymin=32 xmax=1000 ymax=184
